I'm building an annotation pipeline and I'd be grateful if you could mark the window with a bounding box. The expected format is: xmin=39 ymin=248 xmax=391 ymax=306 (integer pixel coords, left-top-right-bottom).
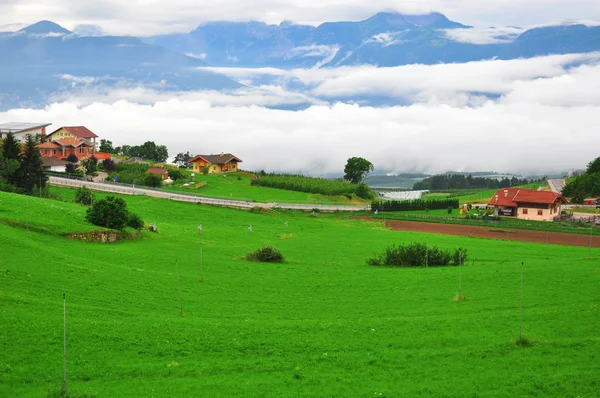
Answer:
xmin=522 ymin=209 xmax=528 ymax=215
xmin=538 ymin=210 xmax=543 ymax=216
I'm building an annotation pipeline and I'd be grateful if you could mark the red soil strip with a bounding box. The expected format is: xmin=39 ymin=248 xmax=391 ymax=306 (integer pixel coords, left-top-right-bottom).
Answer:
xmin=375 ymin=219 xmax=599 ymax=248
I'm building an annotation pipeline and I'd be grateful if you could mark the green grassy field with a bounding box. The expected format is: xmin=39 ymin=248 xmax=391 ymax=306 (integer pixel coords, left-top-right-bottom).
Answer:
xmin=162 ymin=172 xmax=369 ymax=206
xmin=1 ymin=188 xmax=599 ymax=397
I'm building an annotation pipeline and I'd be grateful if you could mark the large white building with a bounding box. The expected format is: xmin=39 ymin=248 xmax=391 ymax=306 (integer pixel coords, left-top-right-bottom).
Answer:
xmin=0 ymin=122 xmax=52 ymax=143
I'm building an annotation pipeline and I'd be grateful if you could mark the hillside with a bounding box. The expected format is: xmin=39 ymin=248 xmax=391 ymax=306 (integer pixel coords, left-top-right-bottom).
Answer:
xmin=1 ymin=188 xmax=598 ymax=396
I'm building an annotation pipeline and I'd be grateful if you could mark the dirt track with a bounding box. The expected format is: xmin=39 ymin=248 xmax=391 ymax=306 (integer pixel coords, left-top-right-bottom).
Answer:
xmin=382 ymin=220 xmax=599 ymax=248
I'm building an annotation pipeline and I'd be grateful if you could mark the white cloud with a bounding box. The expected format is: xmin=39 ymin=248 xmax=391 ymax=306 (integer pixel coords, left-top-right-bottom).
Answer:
xmin=2 ymin=53 xmax=598 ymax=176
xmin=202 ymin=53 xmax=600 ymax=104
xmin=442 ymin=26 xmax=524 ymax=44
xmin=0 ymin=0 xmax=599 ymax=36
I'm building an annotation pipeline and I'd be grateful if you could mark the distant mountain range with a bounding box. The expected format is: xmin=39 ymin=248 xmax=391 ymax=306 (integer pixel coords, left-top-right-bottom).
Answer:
xmin=1 ymin=14 xmax=600 ymax=109
xmin=0 ymin=21 xmax=240 ymax=109
xmin=146 ymin=12 xmax=600 ymax=68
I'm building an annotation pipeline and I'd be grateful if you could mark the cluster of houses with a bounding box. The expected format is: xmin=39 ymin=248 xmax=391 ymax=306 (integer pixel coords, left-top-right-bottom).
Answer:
xmin=0 ymin=121 xmax=243 ymax=176
xmin=1 ymin=122 xmax=571 ymax=222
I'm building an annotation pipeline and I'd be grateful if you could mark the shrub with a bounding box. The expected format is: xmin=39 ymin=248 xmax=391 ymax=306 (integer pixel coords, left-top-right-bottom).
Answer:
xmin=127 ymin=212 xmax=145 ymax=230
xmin=65 ymin=163 xmax=77 ymax=173
xmin=85 ymin=196 xmax=129 ymax=229
xmin=102 ymin=158 xmax=116 ymax=172
xmin=75 ymin=186 xmax=94 ymax=205
xmin=447 ymin=207 xmax=453 ymax=214
xmin=246 ymin=245 xmax=284 ymax=263
xmin=144 ymin=174 xmax=163 ymax=187
xmin=355 ymin=183 xmax=374 ymax=199
xmin=66 ymin=154 xmax=79 ymax=163
xmin=367 ymin=243 xmax=467 ymax=267
xmin=167 ymin=167 xmax=185 ymax=181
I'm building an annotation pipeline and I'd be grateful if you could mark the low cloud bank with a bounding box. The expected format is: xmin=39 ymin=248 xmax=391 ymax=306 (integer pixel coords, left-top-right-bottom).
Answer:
xmin=2 ymin=53 xmax=599 ymax=176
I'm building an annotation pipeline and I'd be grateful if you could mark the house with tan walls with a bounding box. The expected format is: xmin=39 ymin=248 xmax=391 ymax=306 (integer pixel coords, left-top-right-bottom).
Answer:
xmin=488 ymin=188 xmax=568 ymax=221
xmin=189 ymin=153 xmax=242 ymax=174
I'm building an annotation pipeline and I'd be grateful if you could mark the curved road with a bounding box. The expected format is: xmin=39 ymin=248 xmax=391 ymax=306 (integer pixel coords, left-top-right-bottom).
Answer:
xmin=48 ymin=176 xmax=371 ymax=212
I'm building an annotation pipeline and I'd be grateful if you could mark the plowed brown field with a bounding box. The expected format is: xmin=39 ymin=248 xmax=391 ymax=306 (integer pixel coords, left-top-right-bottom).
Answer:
xmin=380 ymin=219 xmax=599 ymax=248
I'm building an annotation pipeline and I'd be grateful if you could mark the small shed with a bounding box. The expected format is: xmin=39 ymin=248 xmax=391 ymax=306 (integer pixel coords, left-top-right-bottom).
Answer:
xmin=146 ymin=168 xmax=169 ymax=180
xmin=42 ymin=157 xmax=70 ymax=172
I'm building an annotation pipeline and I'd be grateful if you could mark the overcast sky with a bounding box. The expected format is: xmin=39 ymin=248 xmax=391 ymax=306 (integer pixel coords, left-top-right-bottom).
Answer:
xmin=1 ymin=0 xmax=600 ymax=35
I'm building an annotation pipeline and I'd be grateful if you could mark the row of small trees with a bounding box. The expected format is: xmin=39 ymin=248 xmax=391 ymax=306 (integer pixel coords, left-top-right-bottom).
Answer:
xmin=98 ymin=139 xmax=169 ymax=163
xmin=371 ymin=198 xmax=460 ymax=212
xmin=562 ymin=157 xmax=600 ymax=202
xmin=0 ymin=133 xmax=47 ymax=195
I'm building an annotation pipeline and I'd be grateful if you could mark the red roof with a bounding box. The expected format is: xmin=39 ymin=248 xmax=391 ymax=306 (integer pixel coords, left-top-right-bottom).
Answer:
xmin=55 ymin=138 xmax=87 ymax=147
xmin=146 ymin=168 xmax=168 ymax=175
xmin=189 ymin=153 xmax=242 ymax=165
xmin=94 ymin=152 xmax=111 ymax=160
xmin=488 ymin=188 xmax=567 ymax=207
xmin=48 ymin=126 xmax=98 ymax=139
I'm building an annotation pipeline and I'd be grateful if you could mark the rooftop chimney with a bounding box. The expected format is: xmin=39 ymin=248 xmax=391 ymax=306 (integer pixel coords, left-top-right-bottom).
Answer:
xmin=504 ymin=189 xmax=509 ymax=197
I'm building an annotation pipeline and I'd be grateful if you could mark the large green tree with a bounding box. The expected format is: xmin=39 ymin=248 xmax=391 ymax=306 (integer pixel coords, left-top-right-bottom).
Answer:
xmin=343 ymin=157 xmax=374 ymax=184
xmin=0 ymin=132 xmax=23 ymax=186
xmin=18 ymin=134 xmax=47 ymax=194
xmin=99 ymin=139 xmax=114 ymax=153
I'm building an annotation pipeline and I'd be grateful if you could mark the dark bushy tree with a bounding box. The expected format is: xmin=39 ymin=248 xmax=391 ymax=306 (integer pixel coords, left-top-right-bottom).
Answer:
xmin=86 ymin=196 xmax=129 ymax=229
xmin=144 ymin=174 xmax=163 ymax=187
xmin=174 ymin=151 xmax=193 ymax=168
xmin=1 ymin=132 xmax=22 ymax=185
xmin=102 ymin=158 xmax=116 ymax=172
xmin=344 ymin=157 xmax=374 ymax=184
xmin=66 ymin=153 xmax=79 ymax=163
xmin=18 ymin=134 xmax=47 ymax=194
xmin=65 ymin=163 xmax=77 ymax=173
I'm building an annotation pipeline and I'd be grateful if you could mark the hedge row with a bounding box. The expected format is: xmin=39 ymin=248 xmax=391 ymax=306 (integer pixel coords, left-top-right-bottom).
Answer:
xmin=371 ymin=198 xmax=459 ymax=212
xmin=251 ymin=174 xmax=357 ymax=196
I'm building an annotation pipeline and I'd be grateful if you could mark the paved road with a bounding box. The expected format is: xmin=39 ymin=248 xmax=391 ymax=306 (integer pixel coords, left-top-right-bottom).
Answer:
xmin=48 ymin=176 xmax=371 ymax=212
xmin=548 ymin=178 xmax=566 ymax=193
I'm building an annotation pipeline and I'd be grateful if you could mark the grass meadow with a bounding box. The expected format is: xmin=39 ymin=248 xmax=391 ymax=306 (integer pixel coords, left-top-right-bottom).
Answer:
xmin=0 ymin=188 xmax=599 ymax=397
xmin=162 ymin=172 xmax=369 ymax=206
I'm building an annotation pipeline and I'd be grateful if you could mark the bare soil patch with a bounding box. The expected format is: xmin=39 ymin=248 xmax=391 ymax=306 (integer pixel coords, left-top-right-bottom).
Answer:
xmin=361 ymin=218 xmax=599 ymax=248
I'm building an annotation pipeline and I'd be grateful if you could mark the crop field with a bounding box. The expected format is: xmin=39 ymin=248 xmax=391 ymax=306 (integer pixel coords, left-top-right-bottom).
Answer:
xmin=0 ymin=188 xmax=599 ymax=397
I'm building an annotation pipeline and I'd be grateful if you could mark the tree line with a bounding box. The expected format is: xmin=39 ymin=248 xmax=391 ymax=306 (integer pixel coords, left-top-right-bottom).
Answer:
xmin=413 ymin=174 xmax=534 ymax=191
xmin=0 ymin=133 xmax=47 ymax=195
xmin=562 ymin=157 xmax=600 ymax=202
xmin=99 ymin=139 xmax=169 ymax=163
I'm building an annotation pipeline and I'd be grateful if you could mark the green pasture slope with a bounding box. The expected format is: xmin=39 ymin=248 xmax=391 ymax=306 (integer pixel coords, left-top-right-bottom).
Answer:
xmin=162 ymin=172 xmax=368 ymax=206
xmin=1 ymin=188 xmax=599 ymax=397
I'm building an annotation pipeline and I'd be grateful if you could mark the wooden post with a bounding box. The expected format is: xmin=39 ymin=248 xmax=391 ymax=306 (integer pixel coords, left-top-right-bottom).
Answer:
xmin=199 ymin=243 xmax=204 ymax=283
xmin=175 ymin=259 xmax=183 ymax=316
xmin=62 ymin=293 xmax=67 ymax=396
xmin=519 ymin=261 xmax=524 ymax=341
xmin=458 ymin=251 xmax=462 ymax=293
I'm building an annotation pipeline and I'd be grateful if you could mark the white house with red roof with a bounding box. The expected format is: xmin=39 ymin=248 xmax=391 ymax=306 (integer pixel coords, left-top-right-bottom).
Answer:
xmin=488 ymin=188 xmax=568 ymax=221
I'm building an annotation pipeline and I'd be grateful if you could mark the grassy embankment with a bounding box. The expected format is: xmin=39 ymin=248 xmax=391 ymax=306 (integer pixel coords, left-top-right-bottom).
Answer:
xmin=0 ymin=188 xmax=598 ymax=397
xmin=161 ymin=172 xmax=369 ymax=206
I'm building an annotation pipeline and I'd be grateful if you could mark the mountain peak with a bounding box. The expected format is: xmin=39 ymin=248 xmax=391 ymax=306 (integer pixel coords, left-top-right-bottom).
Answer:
xmin=19 ymin=21 xmax=71 ymax=35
